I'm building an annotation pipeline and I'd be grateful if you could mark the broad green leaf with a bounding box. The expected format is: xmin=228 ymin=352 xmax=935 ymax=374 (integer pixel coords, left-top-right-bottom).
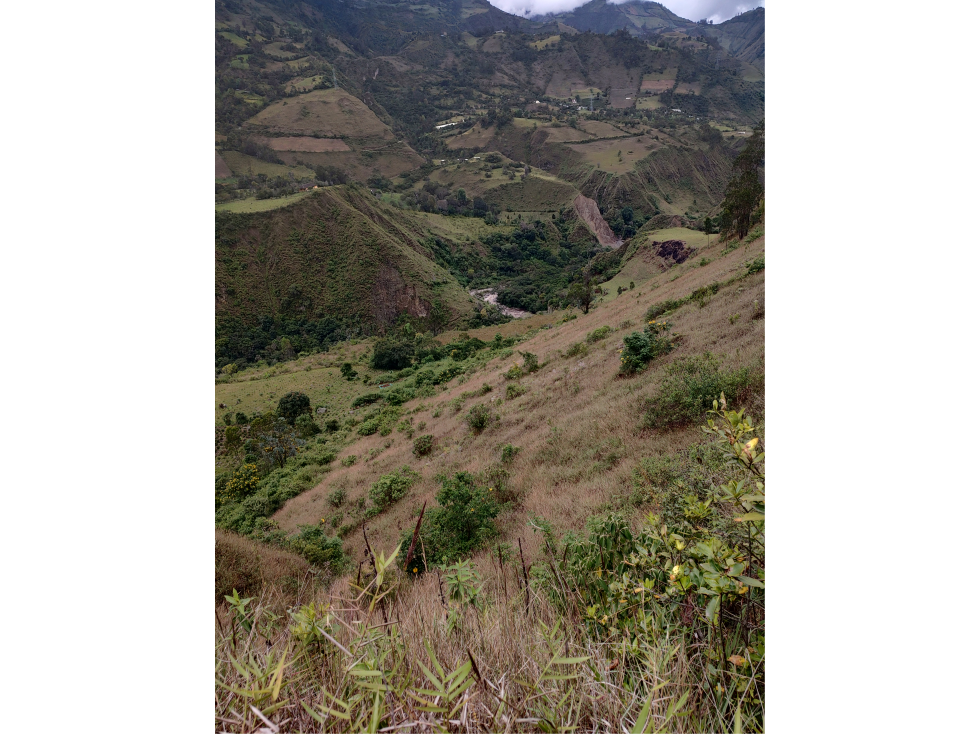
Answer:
xmin=631 ymin=693 xmax=654 ymax=734
xmin=738 ymin=576 xmax=765 ymax=588
xmin=705 ymin=596 xmax=720 ymax=623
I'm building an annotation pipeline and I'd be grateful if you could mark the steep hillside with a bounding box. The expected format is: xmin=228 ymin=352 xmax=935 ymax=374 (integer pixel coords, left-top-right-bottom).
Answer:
xmin=709 ymin=7 xmax=765 ymax=71
xmin=215 ymin=185 xmax=479 ymax=365
xmin=543 ymin=0 xmax=692 ymax=35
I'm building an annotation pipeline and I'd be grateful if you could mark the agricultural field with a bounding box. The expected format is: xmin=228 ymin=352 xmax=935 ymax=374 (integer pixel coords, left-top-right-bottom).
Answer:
xmin=245 ymin=89 xmax=394 ymax=138
xmin=579 ymin=119 xmax=629 ymax=138
xmin=215 ymin=190 xmax=315 ymax=213
xmin=215 ymin=151 xmax=233 ymax=179
xmin=530 ymin=35 xmax=561 ymax=50
xmin=636 ymin=96 xmax=664 ymax=110
xmin=566 ymin=137 xmax=652 ymax=175
xmin=444 ymin=124 xmax=497 ymax=149
xmin=284 ymin=75 xmax=325 ymax=93
xmin=218 ymin=31 xmax=247 ymax=47
xmin=675 ymin=82 xmax=701 ymax=95
xmin=257 ymin=136 xmax=351 ymax=152
xmin=609 ymin=88 xmax=639 ymax=108
xmin=218 ymin=150 xmax=315 ymax=179
xmin=543 ymin=124 xmax=595 ymax=143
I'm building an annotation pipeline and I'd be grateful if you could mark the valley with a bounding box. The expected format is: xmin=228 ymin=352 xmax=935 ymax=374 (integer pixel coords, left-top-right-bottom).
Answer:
xmin=214 ymin=1 xmax=765 ymax=731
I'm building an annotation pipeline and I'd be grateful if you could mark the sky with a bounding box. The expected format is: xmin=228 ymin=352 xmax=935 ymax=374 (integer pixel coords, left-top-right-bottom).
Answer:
xmin=485 ymin=0 xmax=764 ymax=24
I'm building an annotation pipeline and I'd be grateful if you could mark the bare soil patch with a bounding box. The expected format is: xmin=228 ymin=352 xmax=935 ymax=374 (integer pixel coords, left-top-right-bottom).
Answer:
xmin=215 ymin=151 xmax=233 ymax=178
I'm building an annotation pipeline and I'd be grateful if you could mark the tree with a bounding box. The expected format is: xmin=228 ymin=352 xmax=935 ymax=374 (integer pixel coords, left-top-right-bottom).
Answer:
xmin=277 ymin=391 xmax=312 ymax=425
xmin=429 ymin=299 xmax=449 ymax=336
xmin=568 ymin=271 xmax=595 ymax=314
xmin=704 ymin=216 xmax=713 ymax=247
xmin=340 ymin=363 xmax=358 ymax=381
xmin=719 ymin=122 xmax=764 ymax=239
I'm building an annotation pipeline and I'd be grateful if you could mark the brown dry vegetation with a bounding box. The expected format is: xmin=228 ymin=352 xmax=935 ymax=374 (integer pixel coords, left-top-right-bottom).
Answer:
xmin=272 ymin=233 xmax=765 ymax=556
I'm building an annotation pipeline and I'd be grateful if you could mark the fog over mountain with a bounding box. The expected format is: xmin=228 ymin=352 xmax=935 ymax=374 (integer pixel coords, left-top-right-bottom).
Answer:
xmin=487 ymin=0 xmax=764 ymax=23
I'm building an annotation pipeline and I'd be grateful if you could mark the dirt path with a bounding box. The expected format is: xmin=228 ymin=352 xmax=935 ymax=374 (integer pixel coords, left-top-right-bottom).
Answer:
xmin=470 ymin=289 xmax=531 ymax=319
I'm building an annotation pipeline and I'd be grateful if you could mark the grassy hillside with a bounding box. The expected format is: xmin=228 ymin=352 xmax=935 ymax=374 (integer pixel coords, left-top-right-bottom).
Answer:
xmin=215 ymin=185 xmax=480 ymax=366
xmin=215 ymin=220 xmax=765 ymax=731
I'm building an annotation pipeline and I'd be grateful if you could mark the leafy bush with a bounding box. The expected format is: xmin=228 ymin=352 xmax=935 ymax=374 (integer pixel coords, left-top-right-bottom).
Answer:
xmin=619 ymin=319 xmax=674 ymax=375
xmin=340 ymin=363 xmax=358 ymax=381
xmin=370 ymin=337 xmax=415 ymax=370
xmin=276 ymin=392 xmax=312 ymax=425
xmin=352 ymin=392 xmax=383 ymax=408
xmin=691 ymin=282 xmax=720 ymax=308
xmin=465 ymin=404 xmax=493 ymax=434
xmin=294 ymin=414 xmax=320 ymax=438
xmin=501 ymin=443 xmax=520 ymax=464
xmin=385 ymin=386 xmax=416 ymax=406
xmin=413 ymin=434 xmax=435 ymax=457
xmin=434 ymin=365 xmax=464 ymax=385
xmin=287 ymin=525 xmax=346 ymax=571
xmin=520 ymin=351 xmax=539 ymax=373
xmin=746 ymin=255 xmax=765 ymax=274
xmin=645 ymin=298 xmax=686 ymax=320
xmin=358 ymin=418 xmax=381 ymax=436
xmin=368 ymin=466 xmax=420 ymax=511
xmin=563 ymin=341 xmax=587 ymax=358
xmin=505 ymin=383 xmax=527 ymax=400
xmin=220 ymin=463 xmax=260 ymax=503
xmin=399 ymin=472 xmax=501 ymax=571
xmin=413 ymin=368 xmax=436 ymax=387
xmin=503 ymin=364 xmax=523 ymax=380
xmin=224 ymin=425 xmax=242 ymax=452
xmin=234 ymin=412 xmax=249 ymax=425
xmin=324 ymin=418 xmax=340 ymax=433
xmin=340 ymin=455 xmax=357 ymax=467
xmin=642 ymin=353 xmax=759 ymax=429
xmin=586 ymin=325 xmax=612 ymax=343
xmin=329 ymin=488 xmax=346 ymax=507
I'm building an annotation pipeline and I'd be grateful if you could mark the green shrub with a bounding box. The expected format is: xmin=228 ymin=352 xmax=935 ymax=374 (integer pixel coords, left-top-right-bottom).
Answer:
xmin=294 ymin=413 xmax=320 ymax=438
xmin=619 ymin=319 xmax=674 ymax=375
xmin=324 ymin=418 xmax=340 ymax=433
xmin=520 ymin=351 xmax=539 ymax=373
xmin=223 ymin=412 xmax=234 ymax=426
xmin=234 ymin=412 xmax=248 ymax=425
xmin=478 ymin=383 xmax=492 ymax=395
xmin=505 ymin=383 xmax=527 ymax=400
xmin=370 ymin=337 xmax=415 ymax=370
xmin=399 ymin=471 xmax=501 ymax=571
xmin=358 ymin=418 xmax=381 ymax=436
xmin=352 ymin=392 xmax=383 ymax=408
xmin=220 ymin=463 xmax=261 ymax=503
xmin=413 ymin=368 xmax=436 ymax=387
xmin=385 ymin=386 xmax=416 ymax=406
xmin=434 ymin=365 xmax=464 ymax=385
xmin=501 ymin=443 xmax=520 ymax=464
xmin=341 ymin=455 xmax=357 ymax=467
xmin=287 ymin=525 xmax=346 ymax=571
xmin=504 ymin=364 xmax=523 ymax=380
xmin=691 ymin=282 xmax=720 ymax=308
xmin=645 ymin=298 xmax=686 ymax=320
xmin=329 ymin=488 xmax=346 ymax=507
xmin=368 ymin=466 xmax=420 ymax=511
xmin=746 ymin=255 xmax=765 ymax=274
xmin=413 ymin=434 xmax=435 ymax=457
xmin=642 ymin=353 xmax=758 ymax=429
xmin=224 ymin=425 xmax=242 ymax=452
xmin=277 ymin=392 xmax=312 ymax=425
xmin=340 ymin=363 xmax=358 ymax=381
xmin=465 ymin=404 xmax=493 ymax=434
xmin=564 ymin=341 xmax=588 ymax=358
xmin=586 ymin=325 xmax=613 ymax=343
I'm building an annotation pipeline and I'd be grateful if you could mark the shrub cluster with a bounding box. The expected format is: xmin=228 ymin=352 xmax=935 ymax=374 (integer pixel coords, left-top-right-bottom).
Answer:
xmin=619 ymin=319 xmax=674 ymax=375
xmin=413 ymin=434 xmax=435 ymax=457
xmin=641 ymin=353 xmax=760 ymax=429
xmin=368 ymin=466 xmax=420 ymax=512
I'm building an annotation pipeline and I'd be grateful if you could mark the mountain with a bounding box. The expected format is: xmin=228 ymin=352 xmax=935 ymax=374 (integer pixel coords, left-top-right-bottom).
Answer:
xmin=708 ymin=7 xmax=765 ymax=71
xmin=541 ymin=0 xmax=693 ymax=36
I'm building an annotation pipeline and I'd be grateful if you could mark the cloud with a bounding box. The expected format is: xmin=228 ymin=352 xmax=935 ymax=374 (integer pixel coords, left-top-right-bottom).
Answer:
xmin=485 ymin=0 xmax=764 ymax=24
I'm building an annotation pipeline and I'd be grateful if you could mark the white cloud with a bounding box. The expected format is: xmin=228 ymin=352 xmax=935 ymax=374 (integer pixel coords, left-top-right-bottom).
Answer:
xmin=485 ymin=0 xmax=764 ymax=24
